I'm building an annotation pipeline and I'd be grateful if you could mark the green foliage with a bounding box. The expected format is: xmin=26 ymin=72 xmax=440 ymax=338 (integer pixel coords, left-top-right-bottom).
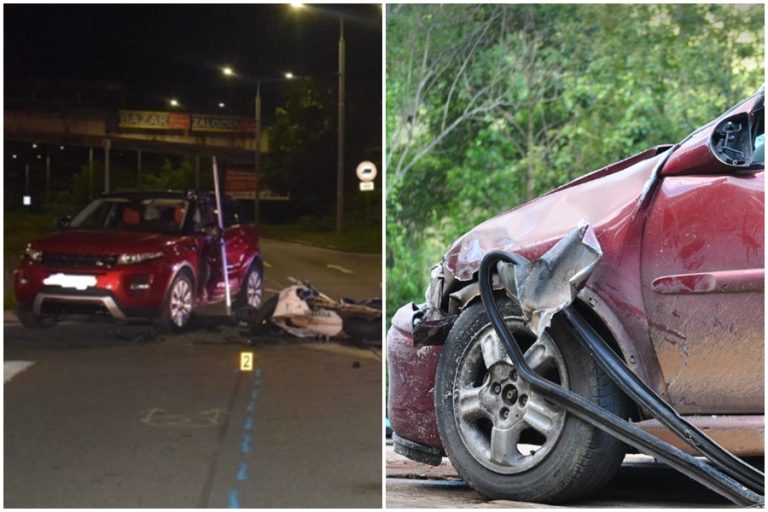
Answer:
xmin=386 ymin=3 xmax=764 ymax=318
xmin=262 ymin=78 xmax=337 ymax=215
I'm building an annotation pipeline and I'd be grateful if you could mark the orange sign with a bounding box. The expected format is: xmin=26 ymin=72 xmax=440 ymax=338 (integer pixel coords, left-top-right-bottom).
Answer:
xmin=225 ymin=169 xmax=257 ymax=200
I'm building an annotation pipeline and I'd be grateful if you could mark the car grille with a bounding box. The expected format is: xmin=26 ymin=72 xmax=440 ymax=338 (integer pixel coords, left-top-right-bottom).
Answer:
xmin=41 ymin=253 xmax=119 ymax=268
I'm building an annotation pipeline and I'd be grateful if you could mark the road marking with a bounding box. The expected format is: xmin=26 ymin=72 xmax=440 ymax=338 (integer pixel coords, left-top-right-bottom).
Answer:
xmin=228 ymin=366 xmax=263 ymax=507
xmin=265 ymin=287 xmax=281 ymax=293
xmin=139 ymin=408 xmax=225 ymax=428
xmin=237 ymin=462 xmax=248 ymax=481
xmin=4 ymin=361 xmax=34 ymax=383
xmin=263 ymin=261 xmax=272 ymax=268
xmin=326 ymin=263 xmax=354 ymax=274
xmin=228 ymin=490 xmax=239 ymax=508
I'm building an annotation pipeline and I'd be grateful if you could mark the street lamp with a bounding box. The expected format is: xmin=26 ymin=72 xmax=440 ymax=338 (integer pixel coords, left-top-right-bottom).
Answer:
xmin=169 ymin=98 xmax=180 ymax=107
xmin=218 ymin=102 xmax=226 ymax=108
xmin=289 ymin=5 xmax=346 ymax=232
xmin=222 ymin=66 xmax=235 ymax=77
xmin=222 ymin=65 xmax=298 ymax=224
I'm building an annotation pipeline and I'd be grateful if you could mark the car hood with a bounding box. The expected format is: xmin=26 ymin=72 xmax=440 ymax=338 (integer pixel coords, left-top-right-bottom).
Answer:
xmin=31 ymin=230 xmax=176 ymax=254
xmin=443 ymin=146 xmax=668 ymax=281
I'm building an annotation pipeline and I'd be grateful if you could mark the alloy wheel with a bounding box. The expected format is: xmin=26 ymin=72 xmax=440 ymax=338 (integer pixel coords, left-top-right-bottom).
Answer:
xmin=246 ymin=269 xmax=263 ymax=309
xmin=453 ymin=324 xmax=568 ymax=474
xmin=169 ymin=278 xmax=193 ymax=327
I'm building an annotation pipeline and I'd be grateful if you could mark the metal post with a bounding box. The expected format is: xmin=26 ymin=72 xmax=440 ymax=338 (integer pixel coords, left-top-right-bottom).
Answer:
xmin=88 ymin=147 xmax=94 ymax=199
xmin=254 ymin=82 xmax=262 ymax=224
xmin=212 ymin=156 xmax=232 ymax=316
xmin=45 ymin=154 xmax=51 ymax=210
xmin=336 ymin=17 xmax=346 ymax=233
xmin=195 ymin=155 xmax=201 ymax=189
xmin=24 ymin=162 xmax=30 ymax=203
xmin=103 ymin=139 xmax=111 ymax=193
xmin=137 ymin=149 xmax=142 ymax=188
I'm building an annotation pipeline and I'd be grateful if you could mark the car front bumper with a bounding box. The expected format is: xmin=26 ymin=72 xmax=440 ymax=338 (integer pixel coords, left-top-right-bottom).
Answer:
xmin=387 ymin=302 xmax=444 ymax=450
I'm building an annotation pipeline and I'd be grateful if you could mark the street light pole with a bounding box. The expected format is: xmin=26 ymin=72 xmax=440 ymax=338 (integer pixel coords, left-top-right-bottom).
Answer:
xmin=254 ymin=81 xmax=262 ymax=224
xmin=336 ymin=16 xmax=346 ymax=233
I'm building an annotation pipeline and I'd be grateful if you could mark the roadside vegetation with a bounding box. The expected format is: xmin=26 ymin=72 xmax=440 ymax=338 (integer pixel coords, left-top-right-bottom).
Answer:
xmin=386 ymin=3 xmax=764 ymax=317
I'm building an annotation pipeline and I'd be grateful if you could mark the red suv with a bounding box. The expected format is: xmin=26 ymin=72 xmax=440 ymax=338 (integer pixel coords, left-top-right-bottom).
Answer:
xmin=14 ymin=190 xmax=263 ymax=332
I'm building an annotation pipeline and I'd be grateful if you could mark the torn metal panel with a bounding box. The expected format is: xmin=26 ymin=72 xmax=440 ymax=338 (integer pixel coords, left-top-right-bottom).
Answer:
xmin=497 ymin=222 xmax=602 ymax=338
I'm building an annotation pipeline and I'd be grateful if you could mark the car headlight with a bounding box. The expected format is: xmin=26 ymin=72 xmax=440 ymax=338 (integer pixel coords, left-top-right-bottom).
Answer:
xmin=117 ymin=251 xmax=164 ymax=265
xmin=24 ymin=244 xmax=42 ymax=262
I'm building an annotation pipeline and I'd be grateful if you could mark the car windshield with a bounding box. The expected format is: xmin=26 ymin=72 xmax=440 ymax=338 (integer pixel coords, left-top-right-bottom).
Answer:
xmin=69 ymin=198 xmax=190 ymax=234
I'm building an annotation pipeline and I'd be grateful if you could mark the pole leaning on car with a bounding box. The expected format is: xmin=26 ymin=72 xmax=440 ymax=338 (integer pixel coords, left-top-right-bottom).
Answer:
xmin=212 ymin=156 xmax=232 ymax=316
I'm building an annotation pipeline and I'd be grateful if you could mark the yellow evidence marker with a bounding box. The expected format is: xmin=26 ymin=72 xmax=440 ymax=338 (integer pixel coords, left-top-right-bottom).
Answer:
xmin=240 ymin=352 xmax=254 ymax=371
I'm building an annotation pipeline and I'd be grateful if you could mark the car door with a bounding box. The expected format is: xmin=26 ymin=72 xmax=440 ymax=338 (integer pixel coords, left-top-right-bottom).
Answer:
xmin=221 ymin=198 xmax=250 ymax=295
xmin=640 ymin=117 xmax=764 ymax=414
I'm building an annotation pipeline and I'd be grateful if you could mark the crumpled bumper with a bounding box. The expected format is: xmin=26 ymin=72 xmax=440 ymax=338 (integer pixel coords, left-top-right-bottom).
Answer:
xmin=386 ymin=302 xmax=443 ymax=449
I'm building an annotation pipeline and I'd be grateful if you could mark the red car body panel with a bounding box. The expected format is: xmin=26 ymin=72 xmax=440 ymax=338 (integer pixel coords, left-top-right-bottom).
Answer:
xmin=387 ymin=89 xmax=765 ymax=451
xmin=15 ymin=193 xmax=261 ymax=321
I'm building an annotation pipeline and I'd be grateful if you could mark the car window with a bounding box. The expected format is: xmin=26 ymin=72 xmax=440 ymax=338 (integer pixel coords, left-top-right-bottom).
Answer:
xmin=222 ymin=200 xmax=242 ymax=228
xmin=70 ymin=198 xmax=189 ymax=234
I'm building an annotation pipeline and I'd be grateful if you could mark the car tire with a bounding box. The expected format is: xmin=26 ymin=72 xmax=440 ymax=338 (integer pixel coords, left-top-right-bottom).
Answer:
xmin=435 ymin=298 xmax=628 ymax=504
xmin=16 ymin=308 xmax=57 ymax=329
xmin=248 ymin=294 xmax=278 ymax=335
xmin=235 ymin=259 xmax=264 ymax=313
xmin=157 ymin=271 xmax=195 ymax=334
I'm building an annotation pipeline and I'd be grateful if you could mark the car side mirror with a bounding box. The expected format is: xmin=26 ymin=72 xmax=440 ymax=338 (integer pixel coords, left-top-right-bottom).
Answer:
xmin=56 ymin=216 xmax=71 ymax=230
xmin=710 ymin=112 xmax=753 ymax=167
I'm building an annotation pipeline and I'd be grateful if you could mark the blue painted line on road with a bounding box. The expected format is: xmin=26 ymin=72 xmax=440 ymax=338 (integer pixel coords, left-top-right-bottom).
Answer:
xmin=228 ymin=489 xmax=239 ymax=508
xmin=241 ymin=434 xmax=252 ymax=454
xmin=228 ymin=366 xmax=262 ymax=507
xmin=237 ymin=462 xmax=248 ymax=481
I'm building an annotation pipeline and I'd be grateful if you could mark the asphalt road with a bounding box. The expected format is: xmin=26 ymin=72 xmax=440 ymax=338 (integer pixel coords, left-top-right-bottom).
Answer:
xmin=385 ymin=443 xmax=739 ymax=508
xmin=4 ymin=239 xmax=382 ymax=508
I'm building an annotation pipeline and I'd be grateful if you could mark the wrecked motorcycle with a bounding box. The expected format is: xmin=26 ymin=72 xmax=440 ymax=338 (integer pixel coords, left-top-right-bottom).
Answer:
xmin=249 ymin=278 xmax=381 ymax=341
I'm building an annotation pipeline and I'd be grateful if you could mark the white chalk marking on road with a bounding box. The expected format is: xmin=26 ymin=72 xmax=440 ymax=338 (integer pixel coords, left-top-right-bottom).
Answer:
xmin=263 ymin=261 xmax=272 ymax=268
xmin=139 ymin=408 xmax=226 ymax=428
xmin=265 ymin=287 xmax=281 ymax=293
xmin=4 ymin=361 xmax=35 ymax=383
xmin=301 ymin=343 xmax=381 ymax=361
xmin=326 ymin=264 xmax=354 ymax=274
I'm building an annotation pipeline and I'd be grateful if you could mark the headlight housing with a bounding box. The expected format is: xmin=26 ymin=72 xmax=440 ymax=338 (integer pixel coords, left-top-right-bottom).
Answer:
xmin=24 ymin=244 xmax=42 ymax=262
xmin=117 ymin=251 xmax=164 ymax=265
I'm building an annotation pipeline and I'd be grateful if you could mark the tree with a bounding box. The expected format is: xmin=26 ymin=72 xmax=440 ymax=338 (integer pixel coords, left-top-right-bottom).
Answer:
xmin=386 ymin=3 xmax=765 ymax=319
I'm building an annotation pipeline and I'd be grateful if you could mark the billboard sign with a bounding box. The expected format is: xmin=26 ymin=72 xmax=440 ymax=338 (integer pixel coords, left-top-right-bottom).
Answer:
xmin=225 ymin=169 xmax=257 ymax=200
xmin=192 ymin=114 xmax=256 ymax=133
xmin=118 ymin=110 xmax=190 ymax=130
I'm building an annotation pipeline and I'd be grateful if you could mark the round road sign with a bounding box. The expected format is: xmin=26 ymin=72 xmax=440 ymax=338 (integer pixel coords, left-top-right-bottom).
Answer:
xmin=356 ymin=161 xmax=378 ymax=182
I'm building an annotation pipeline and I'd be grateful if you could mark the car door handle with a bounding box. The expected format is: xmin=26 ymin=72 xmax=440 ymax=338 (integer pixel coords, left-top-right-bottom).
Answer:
xmin=651 ymin=269 xmax=764 ymax=294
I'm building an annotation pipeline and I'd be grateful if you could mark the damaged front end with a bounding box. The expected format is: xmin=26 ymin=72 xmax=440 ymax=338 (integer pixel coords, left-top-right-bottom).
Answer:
xmin=476 ymin=224 xmax=763 ymax=506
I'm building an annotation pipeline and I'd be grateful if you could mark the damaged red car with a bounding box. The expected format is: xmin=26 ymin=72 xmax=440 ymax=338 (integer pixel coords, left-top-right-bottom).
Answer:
xmin=387 ymin=87 xmax=764 ymax=503
xmin=14 ymin=190 xmax=263 ymax=332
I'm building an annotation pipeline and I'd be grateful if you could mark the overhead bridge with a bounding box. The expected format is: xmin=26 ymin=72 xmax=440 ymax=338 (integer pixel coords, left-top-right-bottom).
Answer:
xmin=5 ymin=107 xmax=267 ymax=162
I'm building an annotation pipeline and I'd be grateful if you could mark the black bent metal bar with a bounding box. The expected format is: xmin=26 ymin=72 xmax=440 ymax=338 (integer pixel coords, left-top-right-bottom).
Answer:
xmin=478 ymin=250 xmax=764 ymax=507
xmin=560 ymin=306 xmax=764 ymax=493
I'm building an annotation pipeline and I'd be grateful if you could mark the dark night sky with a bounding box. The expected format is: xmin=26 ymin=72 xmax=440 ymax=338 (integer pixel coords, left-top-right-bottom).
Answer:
xmin=4 ymin=3 xmax=382 ymax=119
